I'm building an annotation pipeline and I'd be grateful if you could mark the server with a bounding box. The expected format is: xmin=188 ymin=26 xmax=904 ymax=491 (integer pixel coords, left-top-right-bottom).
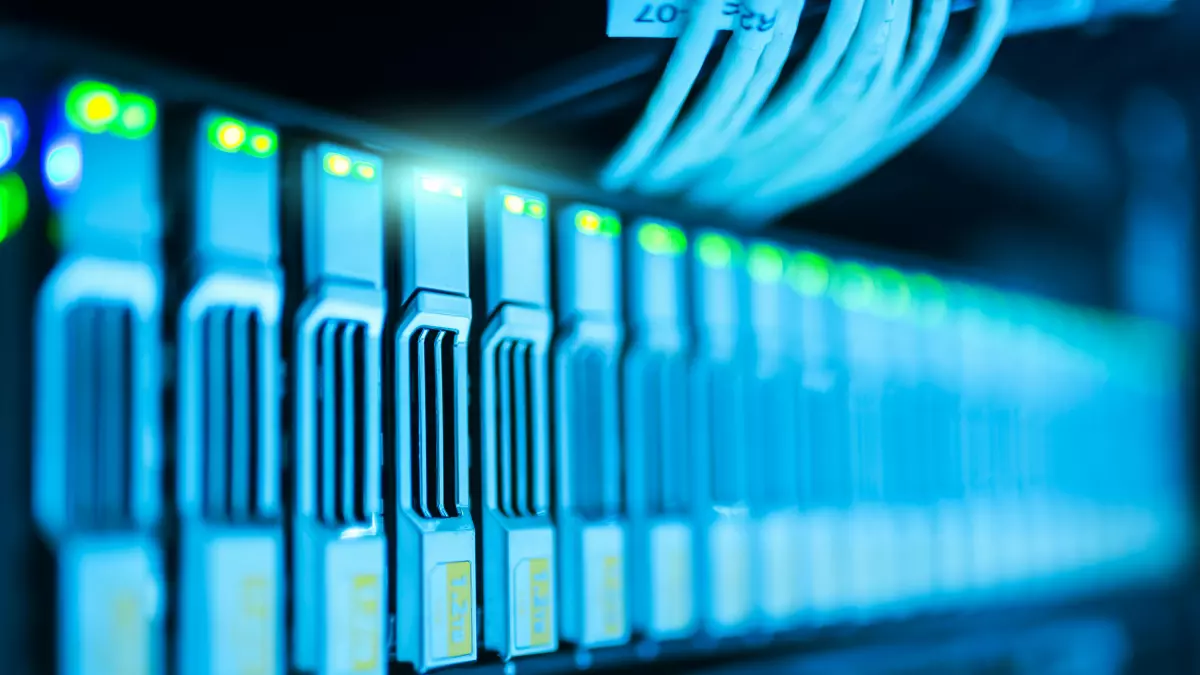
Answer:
xmin=33 ymin=78 xmax=166 ymax=675
xmin=906 ymin=274 xmax=969 ymax=610
xmin=690 ymin=231 xmax=756 ymax=635
xmin=389 ymin=170 xmax=477 ymax=671
xmin=745 ymin=241 xmax=804 ymax=628
xmin=552 ymin=204 xmax=631 ymax=648
xmin=288 ymin=143 xmax=388 ymax=675
xmin=475 ymin=187 xmax=558 ymax=659
xmin=873 ymin=267 xmax=931 ymax=615
xmin=830 ymin=262 xmax=894 ymax=617
xmin=787 ymin=249 xmax=851 ymax=624
xmin=622 ymin=219 xmax=697 ymax=641
xmin=174 ymin=110 xmax=284 ymax=675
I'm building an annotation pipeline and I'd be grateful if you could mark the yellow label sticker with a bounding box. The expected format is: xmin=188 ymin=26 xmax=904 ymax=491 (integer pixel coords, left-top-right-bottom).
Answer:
xmin=602 ymin=556 xmax=624 ymax=637
xmin=350 ymin=574 xmax=380 ymax=672
xmin=110 ymin=590 xmax=148 ymax=675
xmin=445 ymin=562 xmax=473 ymax=657
xmin=528 ymin=558 xmax=552 ymax=647
xmin=240 ymin=576 xmax=271 ymax=675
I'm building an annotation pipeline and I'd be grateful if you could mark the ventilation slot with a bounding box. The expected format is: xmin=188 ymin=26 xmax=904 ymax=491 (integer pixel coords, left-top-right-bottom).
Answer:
xmin=494 ymin=339 xmax=544 ymax=518
xmin=315 ymin=321 xmax=370 ymax=526
xmin=707 ymin=364 xmax=749 ymax=506
xmin=638 ymin=354 xmax=690 ymax=516
xmin=804 ymin=379 xmax=852 ymax=509
xmin=65 ymin=304 xmax=135 ymax=528
xmin=569 ymin=347 xmax=621 ymax=519
xmin=410 ymin=328 xmax=459 ymax=520
xmin=756 ymin=375 xmax=799 ymax=510
xmin=199 ymin=308 xmax=265 ymax=522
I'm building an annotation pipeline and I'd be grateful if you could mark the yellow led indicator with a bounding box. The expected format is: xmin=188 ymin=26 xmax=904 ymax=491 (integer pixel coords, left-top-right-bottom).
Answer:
xmin=324 ymin=152 xmax=352 ymax=177
xmin=602 ymin=556 xmax=624 ymax=638
xmin=82 ymin=90 xmax=118 ymax=127
xmin=576 ymin=210 xmax=601 ymax=234
xmin=217 ymin=122 xmax=245 ymax=151
xmin=448 ymin=184 xmax=464 ymax=198
xmin=445 ymin=562 xmax=473 ymax=658
xmin=529 ymin=558 xmax=552 ymax=647
xmin=350 ymin=575 xmax=380 ymax=672
xmin=503 ymin=193 xmax=525 ymax=215
xmin=239 ymin=576 xmax=272 ymax=675
xmin=110 ymin=590 xmax=149 ymax=675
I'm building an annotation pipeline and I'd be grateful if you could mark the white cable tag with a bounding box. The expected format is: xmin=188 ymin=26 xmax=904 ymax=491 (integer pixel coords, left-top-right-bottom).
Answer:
xmin=607 ymin=0 xmax=780 ymax=39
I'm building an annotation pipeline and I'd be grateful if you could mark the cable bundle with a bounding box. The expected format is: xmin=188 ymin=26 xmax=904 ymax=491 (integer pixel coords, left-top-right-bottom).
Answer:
xmin=600 ymin=0 xmax=1012 ymax=222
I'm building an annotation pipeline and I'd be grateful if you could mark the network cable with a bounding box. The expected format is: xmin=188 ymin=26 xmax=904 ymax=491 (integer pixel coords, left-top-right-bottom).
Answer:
xmin=636 ymin=0 xmax=793 ymax=195
xmin=745 ymin=0 xmax=950 ymax=207
xmin=688 ymin=0 xmax=888 ymax=207
xmin=741 ymin=0 xmax=1012 ymax=220
xmin=599 ymin=0 xmax=730 ymax=191
xmin=718 ymin=0 xmax=908 ymax=199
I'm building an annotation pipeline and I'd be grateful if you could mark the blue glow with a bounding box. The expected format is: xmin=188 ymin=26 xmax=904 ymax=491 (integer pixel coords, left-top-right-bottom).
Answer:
xmin=0 ymin=98 xmax=28 ymax=171
xmin=44 ymin=136 xmax=82 ymax=191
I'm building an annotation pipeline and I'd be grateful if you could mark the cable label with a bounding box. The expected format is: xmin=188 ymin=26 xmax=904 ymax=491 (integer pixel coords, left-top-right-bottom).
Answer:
xmin=607 ymin=0 xmax=778 ymax=38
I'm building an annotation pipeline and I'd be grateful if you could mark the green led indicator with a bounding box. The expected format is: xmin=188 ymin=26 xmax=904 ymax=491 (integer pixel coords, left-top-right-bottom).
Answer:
xmin=908 ymin=273 xmax=947 ymax=324
xmin=209 ymin=117 xmax=246 ymax=152
xmin=832 ymin=262 xmax=874 ymax=311
xmin=65 ymin=81 xmax=119 ymax=134
xmin=246 ymin=128 xmax=277 ymax=158
xmin=352 ymin=161 xmax=376 ymax=181
xmin=696 ymin=233 xmax=740 ymax=268
xmin=576 ymin=210 xmax=620 ymax=237
xmin=110 ymin=93 xmax=156 ymax=139
xmin=65 ymin=81 xmax=156 ymax=139
xmin=598 ymin=215 xmax=621 ymax=237
xmin=0 ymin=172 xmax=28 ymax=244
xmin=788 ymin=251 xmax=832 ymax=296
xmin=748 ymin=243 xmax=785 ymax=284
xmin=524 ymin=200 xmax=546 ymax=219
xmin=637 ymin=222 xmax=686 ymax=256
xmin=872 ymin=266 xmax=911 ymax=317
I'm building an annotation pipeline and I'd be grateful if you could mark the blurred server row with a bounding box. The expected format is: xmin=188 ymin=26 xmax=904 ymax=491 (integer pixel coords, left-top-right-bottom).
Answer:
xmin=0 ymin=76 xmax=1190 ymax=675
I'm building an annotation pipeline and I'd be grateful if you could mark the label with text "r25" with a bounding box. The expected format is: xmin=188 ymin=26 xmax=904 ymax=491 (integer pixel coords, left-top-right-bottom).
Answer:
xmin=608 ymin=0 xmax=779 ymax=38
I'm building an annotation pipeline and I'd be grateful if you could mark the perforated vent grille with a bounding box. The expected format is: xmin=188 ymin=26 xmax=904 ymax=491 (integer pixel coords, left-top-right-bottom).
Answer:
xmin=635 ymin=354 xmax=690 ymax=515
xmin=197 ymin=308 xmax=266 ymax=521
xmin=410 ymin=328 xmax=460 ymax=519
xmin=706 ymin=364 xmax=749 ymax=506
xmin=64 ymin=304 xmax=135 ymax=527
xmin=493 ymin=339 xmax=546 ymax=518
xmin=568 ymin=347 xmax=622 ymax=519
xmin=314 ymin=320 xmax=371 ymax=526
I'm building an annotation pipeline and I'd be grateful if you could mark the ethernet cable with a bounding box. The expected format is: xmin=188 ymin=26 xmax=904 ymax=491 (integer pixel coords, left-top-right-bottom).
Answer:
xmin=762 ymin=0 xmax=950 ymax=195
xmin=689 ymin=0 xmax=895 ymax=207
xmin=599 ymin=0 xmax=730 ymax=191
xmin=680 ymin=0 xmax=867 ymax=205
xmin=636 ymin=0 xmax=799 ymax=195
xmin=739 ymin=0 xmax=1012 ymax=220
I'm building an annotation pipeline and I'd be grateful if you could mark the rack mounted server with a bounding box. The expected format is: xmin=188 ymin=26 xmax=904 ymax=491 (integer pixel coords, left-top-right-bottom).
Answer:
xmin=0 ymin=31 xmax=1192 ymax=675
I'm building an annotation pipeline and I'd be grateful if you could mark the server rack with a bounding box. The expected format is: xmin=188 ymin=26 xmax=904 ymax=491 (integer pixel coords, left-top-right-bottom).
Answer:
xmin=0 ymin=28 xmax=1193 ymax=675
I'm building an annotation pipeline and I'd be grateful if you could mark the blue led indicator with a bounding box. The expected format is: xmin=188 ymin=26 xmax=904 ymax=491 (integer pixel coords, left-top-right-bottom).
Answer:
xmin=44 ymin=136 xmax=83 ymax=191
xmin=0 ymin=98 xmax=28 ymax=171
